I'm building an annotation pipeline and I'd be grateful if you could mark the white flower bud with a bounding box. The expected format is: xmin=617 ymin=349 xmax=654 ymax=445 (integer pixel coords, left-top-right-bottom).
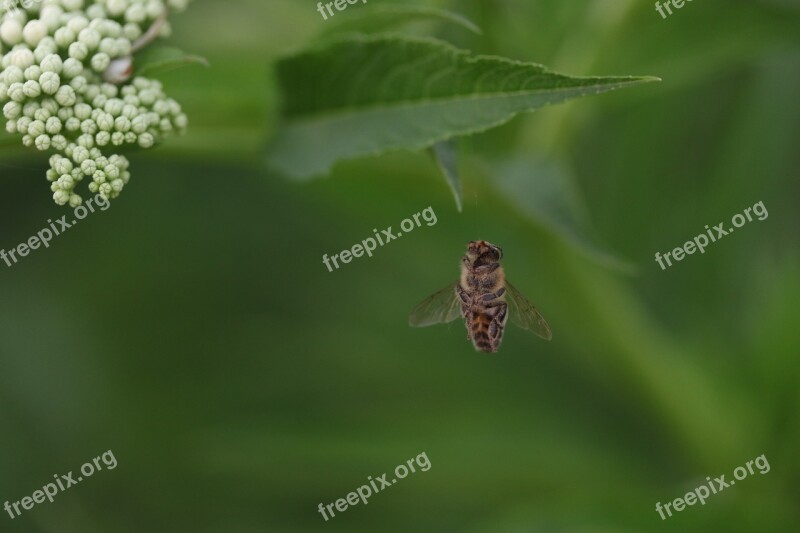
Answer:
xmin=100 ymin=83 xmax=118 ymax=98
xmin=61 ymin=58 xmax=84 ymax=79
xmin=99 ymin=37 xmax=117 ymax=55
xmin=53 ymin=190 xmax=70 ymax=205
xmin=91 ymin=52 xmax=110 ymax=72
xmin=65 ymin=117 xmax=81 ymax=131
xmin=39 ymin=71 xmax=60 ymax=94
xmin=78 ymin=28 xmax=101 ymax=50
xmin=9 ymin=49 xmax=35 ymax=69
xmin=33 ymin=108 xmax=51 ymax=122
xmin=107 ymin=0 xmax=129 ymax=17
xmin=0 ymin=19 xmax=23 ymax=46
xmin=138 ymin=132 xmax=154 ymax=148
xmin=22 ymin=20 xmax=48 ymax=47
xmin=35 ymin=134 xmax=51 ymax=150
xmin=51 ymin=135 xmax=68 ymax=150
xmin=130 ymin=114 xmax=148 ymax=133
xmin=54 ymin=157 xmax=73 ymax=174
xmin=126 ymin=4 xmax=147 ymax=24
xmin=54 ymin=27 xmax=77 ymax=48
xmin=80 ymin=119 xmax=97 ymax=135
xmin=55 ymin=85 xmax=77 ymax=106
xmin=70 ymin=146 xmax=88 ymax=164
xmin=3 ymin=100 xmax=21 ymax=120
xmin=16 ymin=116 xmax=32 ymax=133
xmin=57 ymin=175 xmax=75 ymax=190
xmin=81 ymin=158 xmax=97 ymax=175
xmin=66 ymin=16 xmax=90 ymax=35
xmin=41 ymin=99 xmax=59 ymax=114
xmin=97 ymin=112 xmax=114 ymax=131
xmin=24 ymin=65 xmax=42 ymax=81
xmin=69 ymin=75 xmax=88 ymax=92
xmin=87 ymin=5 xmax=107 ymax=20
xmin=113 ymin=115 xmax=131 ymax=132
xmin=45 ymin=116 xmax=62 ymax=134
xmin=77 ymin=133 xmax=94 ymax=148
xmin=41 ymin=6 xmax=65 ymax=31
xmin=139 ymin=89 xmax=156 ymax=106
xmin=3 ymin=66 xmax=24 ymax=84
xmin=23 ymin=79 xmax=42 ymax=98
xmin=121 ymin=104 xmax=137 ymax=118
xmin=28 ymin=120 xmax=45 ymax=137
xmin=92 ymin=94 xmax=108 ymax=108
xmin=69 ymin=42 xmax=89 ymax=60
xmin=40 ymin=54 xmax=64 ymax=73
xmin=123 ymin=23 xmax=142 ymax=41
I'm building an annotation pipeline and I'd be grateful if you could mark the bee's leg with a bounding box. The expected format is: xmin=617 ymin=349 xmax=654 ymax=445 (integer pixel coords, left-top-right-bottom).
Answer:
xmin=463 ymin=310 xmax=473 ymax=340
xmin=456 ymin=286 xmax=475 ymax=340
xmin=456 ymin=285 xmax=470 ymax=304
xmin=480 ymin=288 xmax=505 ymax=303
xmin=488 ymin=302 xmax=508 ymax=351
xmin=495 ymin=302 xmax=508 ymax=326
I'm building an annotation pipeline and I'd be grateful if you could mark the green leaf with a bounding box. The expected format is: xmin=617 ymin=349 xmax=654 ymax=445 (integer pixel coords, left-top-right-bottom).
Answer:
xmin=265 ymin=35 xmax=658 ymax=179
xmin=317 ymin=4 xmax=481 ymax=38
xmin=488 ymin=155 xmax=634 ymax=273
xmin=134 ymin=46 xmax=209 ymax=78
xmin=430 ymin=140 xmax=462 ymax=212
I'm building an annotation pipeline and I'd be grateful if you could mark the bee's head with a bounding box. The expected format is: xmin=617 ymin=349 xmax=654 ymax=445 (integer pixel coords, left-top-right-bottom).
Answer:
xmin=466 ymin=240 xmax=503 ymax=262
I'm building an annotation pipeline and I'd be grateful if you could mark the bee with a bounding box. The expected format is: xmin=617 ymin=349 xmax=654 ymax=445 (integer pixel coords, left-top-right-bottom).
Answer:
xmin=409 ymin=241 xmax=552 ymax=353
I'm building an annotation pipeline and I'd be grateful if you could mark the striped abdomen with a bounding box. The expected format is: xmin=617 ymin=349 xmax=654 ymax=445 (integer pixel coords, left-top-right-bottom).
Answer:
xmin=465 ymin=301 xmax=507 ymax=353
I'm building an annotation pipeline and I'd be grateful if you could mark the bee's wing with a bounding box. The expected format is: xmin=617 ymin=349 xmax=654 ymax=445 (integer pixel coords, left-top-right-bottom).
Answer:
xmin=505 ymin=280 xmax=552 ymax=340
xmin=408 ymin=282 xmax=461 ymax=327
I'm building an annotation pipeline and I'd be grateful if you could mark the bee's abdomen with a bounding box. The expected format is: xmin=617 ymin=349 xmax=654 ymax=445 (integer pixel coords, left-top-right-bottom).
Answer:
xmin=469 ymin=311 xmax=503 ymax=353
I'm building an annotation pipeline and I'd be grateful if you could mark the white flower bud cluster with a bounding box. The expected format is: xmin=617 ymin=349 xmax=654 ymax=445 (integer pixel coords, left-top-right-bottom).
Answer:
xmin=0 ymin=0 xmax=191 ymax=206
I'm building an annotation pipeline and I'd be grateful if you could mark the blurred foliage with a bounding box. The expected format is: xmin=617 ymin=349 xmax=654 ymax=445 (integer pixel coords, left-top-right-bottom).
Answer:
xmin=264 ymin=32 xmax=655 ymax=180
xmin=0 ymin=0 xmax=799 ymax=532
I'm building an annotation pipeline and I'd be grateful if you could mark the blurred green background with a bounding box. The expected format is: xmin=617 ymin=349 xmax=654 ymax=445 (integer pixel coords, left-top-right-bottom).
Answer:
xmin=1 ymin=0 xmax=799 ymax=531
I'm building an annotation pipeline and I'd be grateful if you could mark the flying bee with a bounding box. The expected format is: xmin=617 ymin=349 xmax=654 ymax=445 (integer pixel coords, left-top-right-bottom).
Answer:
xmin=409 ymin=241 xmax=552 ymax=353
